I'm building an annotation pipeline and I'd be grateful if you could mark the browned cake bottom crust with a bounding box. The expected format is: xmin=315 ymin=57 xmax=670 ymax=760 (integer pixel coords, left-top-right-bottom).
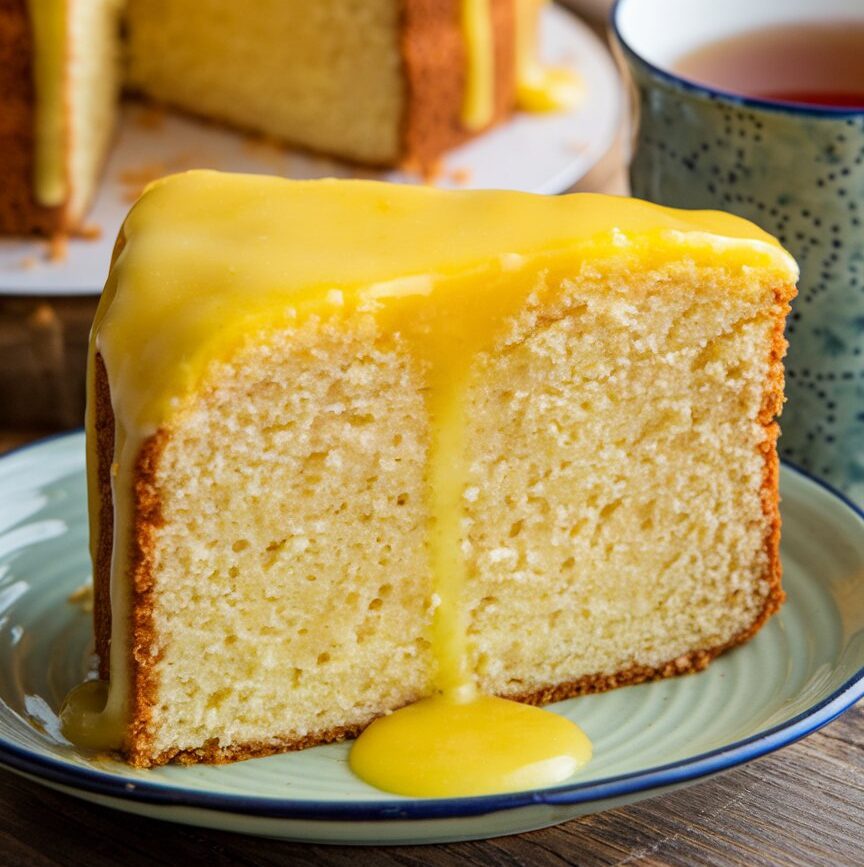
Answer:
xmin=0 ymin=0 xmax=68 ymax=236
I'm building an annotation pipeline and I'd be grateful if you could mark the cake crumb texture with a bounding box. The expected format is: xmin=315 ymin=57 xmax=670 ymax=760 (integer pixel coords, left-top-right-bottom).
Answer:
xmin=96 ymin=255 xmax=793 ymax=767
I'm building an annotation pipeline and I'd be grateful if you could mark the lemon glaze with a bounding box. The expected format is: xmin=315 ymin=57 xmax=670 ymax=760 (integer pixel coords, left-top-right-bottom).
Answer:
xmin=64 ymin=172 xmax=796 ymax=791
xmin=462 ymin=0 xmax=583 ymax=129
xmin=27 ymin=0 xmax=67 ymax=206
xmin=514 ymin=0 xmax=582 ymax=113
xmin=350 ymin=695 xmax=592 ymax=798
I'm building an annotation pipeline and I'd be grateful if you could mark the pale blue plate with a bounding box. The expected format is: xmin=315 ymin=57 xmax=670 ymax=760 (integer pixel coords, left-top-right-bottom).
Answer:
xmin=0 ymin=432 xmax=861 ymax=844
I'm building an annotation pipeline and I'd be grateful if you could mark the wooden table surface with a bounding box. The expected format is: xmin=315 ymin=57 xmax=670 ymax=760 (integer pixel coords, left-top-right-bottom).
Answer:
xmin=0 ymin=428 xmax=862 ymax=866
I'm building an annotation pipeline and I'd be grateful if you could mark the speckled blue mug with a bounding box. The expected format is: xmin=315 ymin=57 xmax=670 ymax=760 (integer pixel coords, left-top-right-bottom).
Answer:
xmin=613 ymin=0 xmax=864 ymax=502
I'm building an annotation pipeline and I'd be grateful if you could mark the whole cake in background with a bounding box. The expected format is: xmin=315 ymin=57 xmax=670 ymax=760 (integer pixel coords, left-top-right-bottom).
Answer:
xmin=0 ymin=0 xmax=570 ymax=237
xmin=1 ymin=0 xmax=123 ymax=236
xmin=64 ymin=170 xmax=797 ymax=768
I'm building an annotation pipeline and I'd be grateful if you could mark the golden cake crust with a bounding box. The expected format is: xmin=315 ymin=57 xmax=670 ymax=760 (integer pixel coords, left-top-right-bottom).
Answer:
xmin=0 ymin=0 xmax=67 ymax=235
xmin=92 ymin=277 xmax=795 ymax=769
xmin=400 ymin=0 xmax=516 ymax=172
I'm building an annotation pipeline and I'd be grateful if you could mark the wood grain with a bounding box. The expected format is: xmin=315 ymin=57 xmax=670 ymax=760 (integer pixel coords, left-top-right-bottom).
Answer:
xmin=0 ymin=431 xmax=861 ymax=866
xmin=0 ymin=295 xmax=97 ymax=429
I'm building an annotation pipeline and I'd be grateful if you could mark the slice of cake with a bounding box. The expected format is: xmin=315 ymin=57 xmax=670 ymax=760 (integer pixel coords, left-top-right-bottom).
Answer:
xmin=2 ymin=0 xmax=572 ymax=236
xmin=0 ymin=0 xmax=123 ymax=235
xmin=68 ymin=171 xmax=797 ymax=768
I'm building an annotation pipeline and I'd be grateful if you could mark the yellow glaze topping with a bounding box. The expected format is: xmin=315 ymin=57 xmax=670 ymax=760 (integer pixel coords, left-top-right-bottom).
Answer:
xmin=68 ymin=172 xmax=796 ymax=787
xmin=461 ymin=0 xmax=584 ymax=129
xmin=91 ymin=172 xmax=793 ymax=438
xmin=460 ymin=0 xmax=496 ymax=130
xmin=350 ymin=695 xmax=592 ymax=797
xmin=515 ymin=0 xmax=583 ymax=113
xmin=26 ymin=0 xmax=67 ymax=206
xmin=60 ymin=681 xmax=113 ymax=750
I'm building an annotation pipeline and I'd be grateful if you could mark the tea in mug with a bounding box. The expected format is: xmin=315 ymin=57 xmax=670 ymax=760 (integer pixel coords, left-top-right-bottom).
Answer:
xmin=675 ymin=23 xmax=864 ymax=109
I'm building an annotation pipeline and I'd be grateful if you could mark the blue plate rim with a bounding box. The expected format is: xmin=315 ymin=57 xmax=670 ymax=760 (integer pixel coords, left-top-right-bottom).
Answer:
xmin=610 ymin=0 xmax=864 ymax=119
xmin=0 ymin=431 xmax=861 ymax=822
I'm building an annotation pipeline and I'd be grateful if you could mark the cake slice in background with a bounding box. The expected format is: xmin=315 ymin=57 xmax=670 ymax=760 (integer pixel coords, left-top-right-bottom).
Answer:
xmin=70 ymin=172 xmax=797 ymax=767
xmin=2 ymin=0 xmax=568 ymax=237
xmin=0 ymin=0 xmax=123 ymax=235
xmin=124 ymin=0 xmax=516 ymax=169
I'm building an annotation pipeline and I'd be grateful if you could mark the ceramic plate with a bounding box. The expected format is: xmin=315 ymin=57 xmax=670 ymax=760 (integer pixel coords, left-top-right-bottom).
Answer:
xmin=0 ymin=432 xmax=861 ymax=845
xmin=0 ymin=6 xmax=623 ymax=296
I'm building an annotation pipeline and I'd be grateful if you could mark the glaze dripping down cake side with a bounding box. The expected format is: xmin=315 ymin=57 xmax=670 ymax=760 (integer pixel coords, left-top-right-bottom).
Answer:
xmin=80 ymin=172 xmax=797 ymax=767
xmin=0 ymin=0 xmax=122 ymax=234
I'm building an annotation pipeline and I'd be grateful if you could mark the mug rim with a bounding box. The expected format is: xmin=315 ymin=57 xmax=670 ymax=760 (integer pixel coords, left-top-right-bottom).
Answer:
xmin=611 ymin=0 xmax=864 ymax=119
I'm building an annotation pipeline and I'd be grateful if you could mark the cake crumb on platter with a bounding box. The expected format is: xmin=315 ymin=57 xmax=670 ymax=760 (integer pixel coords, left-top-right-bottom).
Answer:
xmin=74 ymin=224 xmax=103 ymax=241
xmin=119 ymin=154 xmax=213 ymax=202
xmin=242 ymin=134 xmax=291 ymax=171
xmin=132 ymin=104 xmax=166 ymax=131
xmin=68 ymin=582 xmax=94 ymax=614
xmin=448 ymin=166 xmax=473 ymax=185
xmin=48 ymin=234 xmax=68 ymax=263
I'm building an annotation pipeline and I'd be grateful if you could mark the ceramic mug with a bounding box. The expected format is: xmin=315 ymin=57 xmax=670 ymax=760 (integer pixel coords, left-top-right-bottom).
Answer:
xmin=613 ymin=0 xmax=864 ymax=502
